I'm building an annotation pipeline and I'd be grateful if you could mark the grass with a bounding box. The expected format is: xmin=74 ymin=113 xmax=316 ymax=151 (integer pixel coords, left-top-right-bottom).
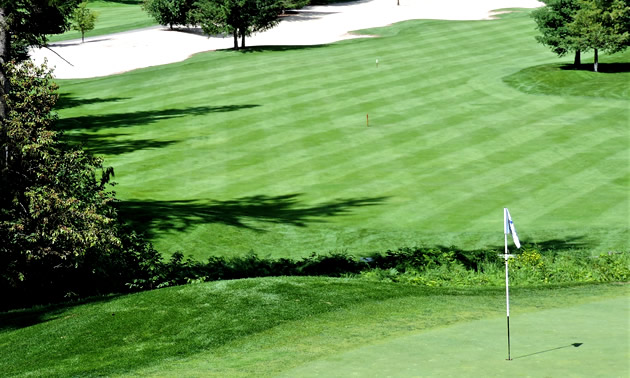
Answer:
xmin=1 ymin=277 xmax=627 ymax=376
xmin=47 ymin=0 xmax=156 ymax=43
xmin=281 ymin=295 xmax=630 ymax=377
xmin=504 ymin=50 xmax=630 ymax=99
xmin=54 ymin=10 xmax=630 ymax=260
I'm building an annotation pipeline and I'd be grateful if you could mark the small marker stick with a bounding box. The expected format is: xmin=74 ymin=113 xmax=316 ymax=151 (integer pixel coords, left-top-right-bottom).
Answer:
xmin=376 ymin=58 xmax=379 ymax=68
xmin=367 ymin=113 xmax=369 ymax=127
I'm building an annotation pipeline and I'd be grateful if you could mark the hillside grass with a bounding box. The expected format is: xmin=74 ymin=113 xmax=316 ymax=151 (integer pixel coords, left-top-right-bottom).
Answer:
xmin=54 ymin=11 xmax=630 ymax=260
xmin=47 ymin=0 xmax=156 ymax=43
xmin=1 ymin=278 xmax=626 ymax=376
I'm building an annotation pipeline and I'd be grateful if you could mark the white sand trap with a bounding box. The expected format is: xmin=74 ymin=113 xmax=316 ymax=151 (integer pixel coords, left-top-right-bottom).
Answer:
xmin=30 ymin=0 xmax=542 ymax=79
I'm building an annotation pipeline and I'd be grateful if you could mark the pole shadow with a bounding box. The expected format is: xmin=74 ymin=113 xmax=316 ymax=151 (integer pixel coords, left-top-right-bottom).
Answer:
xmin=513 ymin=343 xmax=583 ymax=359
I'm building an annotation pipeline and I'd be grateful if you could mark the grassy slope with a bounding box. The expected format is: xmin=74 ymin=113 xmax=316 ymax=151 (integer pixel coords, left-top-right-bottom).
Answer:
xmin=1 ymin=278 xmax=626 ymax=376
xmin=47 ymin=0 xmax=155 ymax=43
xmin=55 ymin=11 xmax=630 ymax=260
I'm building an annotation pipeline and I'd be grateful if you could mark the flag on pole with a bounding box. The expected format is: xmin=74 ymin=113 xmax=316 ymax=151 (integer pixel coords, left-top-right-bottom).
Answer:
xmin=504 ymin=208 xmax=521 ymax=249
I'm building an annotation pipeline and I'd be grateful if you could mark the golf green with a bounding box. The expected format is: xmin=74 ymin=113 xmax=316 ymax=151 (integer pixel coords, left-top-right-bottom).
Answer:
xmin=280 ymin=296 xmax=630 ymax=377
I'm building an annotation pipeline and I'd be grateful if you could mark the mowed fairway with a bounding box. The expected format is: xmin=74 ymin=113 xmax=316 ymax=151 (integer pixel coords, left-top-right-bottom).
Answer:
xmin=55 ymin=11 xmax=630 ymax=259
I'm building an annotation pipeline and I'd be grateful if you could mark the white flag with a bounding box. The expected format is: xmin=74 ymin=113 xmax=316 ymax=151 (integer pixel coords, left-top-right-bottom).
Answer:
xmin=504 ymin=208 xmax=521 ymax=249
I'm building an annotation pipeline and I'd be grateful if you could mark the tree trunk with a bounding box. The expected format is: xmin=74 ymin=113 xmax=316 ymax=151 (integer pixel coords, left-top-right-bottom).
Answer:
xmin=241 ymin=32 xmax=245 ymax=48
xmin=0 ymin=7 xmax=9 ymax=121
xmin=81 ymin=32 xmax=85 ymax=43
xmin=0 ymin=7 xmax=9 ymax=170
xmin=233 ymin=29 xmax=238 ymax=49
xmin=593 ymin=48 xmax=598 ymax=72
xmin=574 ymin=50 xmax=581 ymax=66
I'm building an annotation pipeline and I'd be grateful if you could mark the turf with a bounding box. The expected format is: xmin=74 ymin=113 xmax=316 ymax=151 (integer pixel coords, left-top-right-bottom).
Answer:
xmin=0 ymin=278 xmax=626 ymax=376
xmin=54 ymin=10 xmax=630 ymax=260
xmin=47 ymin=0 xmax=156 ymax=43
xmin=280 ymin=295 xmax=630 ymax=377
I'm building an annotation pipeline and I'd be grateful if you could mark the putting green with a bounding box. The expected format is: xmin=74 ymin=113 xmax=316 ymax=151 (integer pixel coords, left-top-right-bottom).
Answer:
xmin=280 ymin=296 xmax=630 ymax=377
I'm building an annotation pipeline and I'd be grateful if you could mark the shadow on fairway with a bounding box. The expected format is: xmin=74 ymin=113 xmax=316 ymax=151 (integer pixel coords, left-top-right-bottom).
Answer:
xmin=57 ymin=104 xmax=260 ymax=131
xmin=55 ymin=94 xmax=130 ymax=110
xmin=513 ymin=342 xmax=584 ymax=359
xmin=520 ymin=236 xmax=592 ymax=251
xmin=48 ymin=38 xmax=112 ymax=48
xmin=63 ymin=132 xmax=177 ymax=155
xmin=560 ymin=62 xmax=630 ymax=73
xmin=117 ymin=194 xmax=388 ymax=236
xmin=237 ymin=45 xmax=329 ymax=53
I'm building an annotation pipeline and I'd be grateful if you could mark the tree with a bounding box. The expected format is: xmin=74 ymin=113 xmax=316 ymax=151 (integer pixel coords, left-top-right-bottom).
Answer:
xmin=279 ymin=0 xmax=309 ymax=14
xmin=72 ymin=1 xmax=98 ymax=43
xmin=142 ymin=0 xmax=196 ymax=30
xmin=0 ymin=0 xmax=81 ymax=121
xmin=532 ymin=0 xmax=583 ymax=66
xmin=0 ymin=0 xmax=81 ymax=201
xmin=0 ymin=61 xmax=121 ymax=301
xmin=569 ymin=0 xmax=630 ymax=72
xmin=195 ymin=0 xmax=283 ymax=49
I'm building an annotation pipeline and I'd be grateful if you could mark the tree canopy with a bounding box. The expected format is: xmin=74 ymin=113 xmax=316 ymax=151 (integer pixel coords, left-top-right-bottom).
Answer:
xmin=72 ymin=1 xmax=98 ymax=42
xmin=142 ymin=0 xmax=196 ymax=29
xmin=532 ymin=0 xmax=630 ymax=71
xmin=569 ymin=0 xmax=630 ymax=71
xmin=195 ymin=0 xmax=283 ymax=49
xmin=532 ymin=0 xmax=583 ymax=65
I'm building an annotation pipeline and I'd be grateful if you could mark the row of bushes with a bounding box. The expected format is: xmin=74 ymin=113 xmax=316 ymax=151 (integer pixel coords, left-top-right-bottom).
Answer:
xmin=126 ymin=245 xmax=630 ymax=290
xmin=360 ymin=248 xmax=629 ymax=287
xmin=4 ymin=242 xmax=627 ymax=310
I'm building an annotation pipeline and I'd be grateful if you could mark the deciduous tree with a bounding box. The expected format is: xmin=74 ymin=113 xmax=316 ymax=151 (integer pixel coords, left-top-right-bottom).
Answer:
xmin=195 ymin=0 xmax=282 ymax=49
xmin=532 ymin=0 xmax=583 ymax=65
xmin=569 ymin=0 xmax=630 ymax=72
xmin=72 ymin=1 xmax=98 ymax=43
xmin=142 ymin=0 xmax=196 ymax=29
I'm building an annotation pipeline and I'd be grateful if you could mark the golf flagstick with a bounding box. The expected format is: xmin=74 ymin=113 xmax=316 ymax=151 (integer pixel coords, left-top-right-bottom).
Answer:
xmin=503 ymin=208 xmax=521 ymax=361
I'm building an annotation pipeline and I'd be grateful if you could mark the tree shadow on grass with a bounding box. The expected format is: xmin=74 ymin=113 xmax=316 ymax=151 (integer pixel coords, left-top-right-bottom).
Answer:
xmin=560 ymin=62 xmax=630 ymax=73
xmin=117 ymin=194 xmax=388 ymax=237
xmin=63 ymin=132 xmax=178 ymax=155
xmin=57 ymin=104 xmax=260 ymax=131
xmin=55 ymin=94 xmax=130 ymax=110
xmin=0 ymin=294 xmax=122 ymax=331
xmin=237 ymin=44 xmax=330 ymax=53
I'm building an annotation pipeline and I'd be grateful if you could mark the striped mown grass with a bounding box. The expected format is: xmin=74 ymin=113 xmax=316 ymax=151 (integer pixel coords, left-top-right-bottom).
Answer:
xmin=55 ymin=10 xmax=629 ymax=260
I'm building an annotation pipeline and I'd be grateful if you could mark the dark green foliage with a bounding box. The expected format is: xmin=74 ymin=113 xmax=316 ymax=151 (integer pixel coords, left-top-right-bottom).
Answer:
xmin=532 ymin=0 xmax=583 ymax=64
xmin=569 ymin=0 xmax=630 ymax=71
xmin=279 ymin=0 xmax=309 ymax=12
xmin=0 ymin=61 xmax=159 ymax=310
xmin=141 ymin=0 xmax=196 ymax=29
xmin=1 ymin=0 xmax=81 ymax=60
xmin=194 ymin=0 xmax=282 ymax=48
